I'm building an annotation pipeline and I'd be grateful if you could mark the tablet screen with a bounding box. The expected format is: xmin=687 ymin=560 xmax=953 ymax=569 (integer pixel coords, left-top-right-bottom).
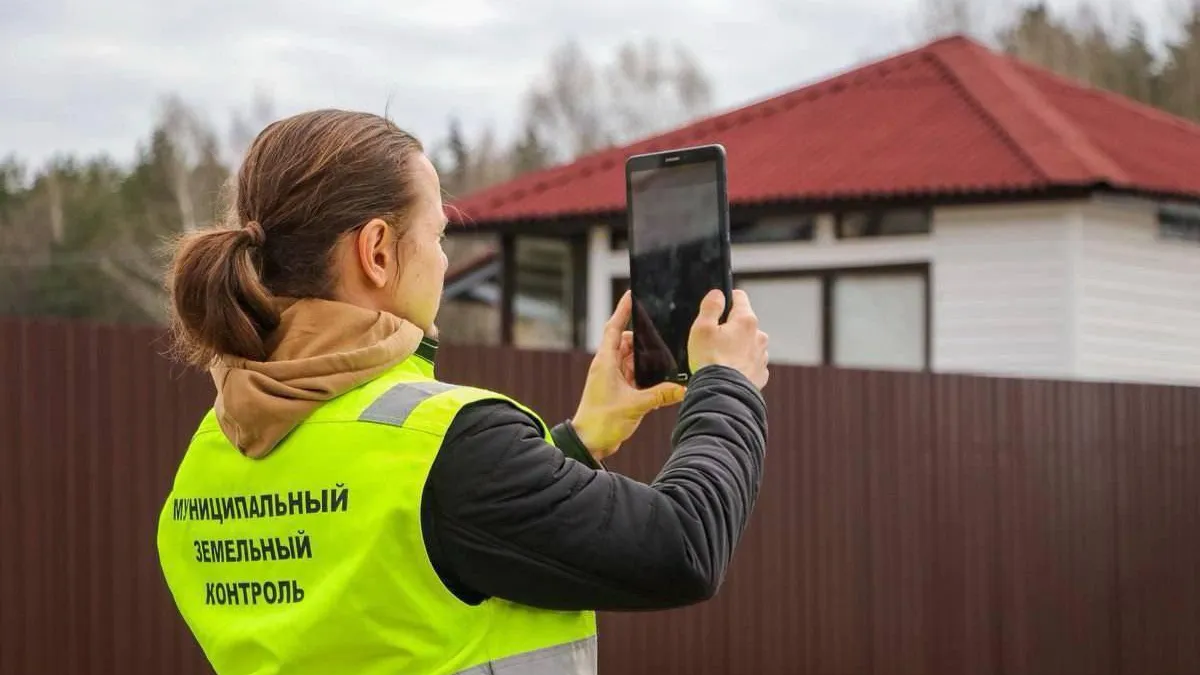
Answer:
xmin=628 ymin=158 xmax=726 ymax=386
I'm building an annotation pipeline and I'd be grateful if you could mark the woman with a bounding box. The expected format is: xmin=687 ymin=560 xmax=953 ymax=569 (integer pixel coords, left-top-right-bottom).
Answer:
xmin=156 ymin=109 xmax=769 ymax=675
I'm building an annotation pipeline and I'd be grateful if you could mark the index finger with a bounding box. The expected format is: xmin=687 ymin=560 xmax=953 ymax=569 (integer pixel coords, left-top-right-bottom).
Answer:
xmin=602 ymin=290 xmax=633 ymax=349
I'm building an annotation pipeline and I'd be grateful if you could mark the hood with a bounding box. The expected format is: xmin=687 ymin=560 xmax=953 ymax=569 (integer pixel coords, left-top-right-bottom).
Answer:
xmin=209 ymin=297 xmax=427 ymax=458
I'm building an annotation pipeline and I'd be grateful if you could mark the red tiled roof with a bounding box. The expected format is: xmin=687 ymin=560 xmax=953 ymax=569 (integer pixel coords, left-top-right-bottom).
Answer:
xmin=450 ymin=35 xmax=1200 ymax=226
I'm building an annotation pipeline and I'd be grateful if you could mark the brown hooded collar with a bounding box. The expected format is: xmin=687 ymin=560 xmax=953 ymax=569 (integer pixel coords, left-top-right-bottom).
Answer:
xmin=209 ymin=297 xmax=426 ymax=458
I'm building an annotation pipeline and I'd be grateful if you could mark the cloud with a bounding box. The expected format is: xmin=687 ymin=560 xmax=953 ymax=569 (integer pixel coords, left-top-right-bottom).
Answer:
xmin=0 ymin=0 xmax=1175 ymax=169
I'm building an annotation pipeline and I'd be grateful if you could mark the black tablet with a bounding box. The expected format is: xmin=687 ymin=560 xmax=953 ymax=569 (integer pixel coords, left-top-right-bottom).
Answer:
xmin=625 ymin=144 xmax=733 ymax=388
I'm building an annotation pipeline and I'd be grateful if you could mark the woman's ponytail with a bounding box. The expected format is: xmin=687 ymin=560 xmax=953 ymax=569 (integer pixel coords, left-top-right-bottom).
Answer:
xmin=163 ymin=109 xmax=426 ymax=368
xmin=167 ymin=220 xmax=281 ymax=368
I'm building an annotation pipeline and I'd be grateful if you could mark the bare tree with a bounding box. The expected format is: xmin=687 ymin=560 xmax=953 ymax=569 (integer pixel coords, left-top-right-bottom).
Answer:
xmin=467 ymin=126 xmax=512 ymax=190
xmin=913 ymin=0 xmax=987 ymax=40
xmin=522 ymin=38 xmax=716 ymax=163
xmin=45 ymin=169 xmax=65 ymax=243
xmin=523 ymin=40 xmax=611 ymax=162
xmin=96 ymin=254 xmax=170 ymax=321
xmin=158 ymin=95 xmax=222 ymax=233
xmin=80 ymin=96 xmax=229 ymax=321
xmin=605 ymin=39 xmax=713 ymax=142
xmin=228 ymin=86 xmax=277 ymax=164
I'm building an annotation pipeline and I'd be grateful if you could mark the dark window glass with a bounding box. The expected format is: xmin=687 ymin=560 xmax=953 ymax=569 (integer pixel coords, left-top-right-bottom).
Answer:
xmin=837 ymin=209 xmax=930 ymax=238
xmin=731 ymin=216 xmax=816 ymax=244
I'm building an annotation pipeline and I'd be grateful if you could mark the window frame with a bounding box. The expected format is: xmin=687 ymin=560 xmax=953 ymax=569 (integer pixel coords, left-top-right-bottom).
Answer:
xmin=611 ymin=208 xmax=823 ymax=251
xmin=1157 ymin=204 xmax=1200 ymax=244
xmin=835 ymin=208 xmax=933 ymax=240
xmin=613 ymin=263 xmax=932 ymax=370
xmin=729 ymin=215 xmax=817 ymax=244
xmin=501 ymin=234 xmax=588 ymax=349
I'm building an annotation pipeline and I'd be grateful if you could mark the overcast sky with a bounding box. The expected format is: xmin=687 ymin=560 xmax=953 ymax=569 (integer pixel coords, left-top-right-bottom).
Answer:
xmin=0 ymin=0 xmax=1177 ymax=169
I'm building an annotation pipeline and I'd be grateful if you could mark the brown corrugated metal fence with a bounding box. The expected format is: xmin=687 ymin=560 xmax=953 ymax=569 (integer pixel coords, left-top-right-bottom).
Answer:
xmin=2 ymin=318 xmax=1198 ymax=674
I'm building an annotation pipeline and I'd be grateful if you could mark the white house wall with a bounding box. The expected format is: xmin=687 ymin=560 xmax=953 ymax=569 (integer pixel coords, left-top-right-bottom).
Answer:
xmin=1073 ymin=199 xmax=1200 ymax=385
xmin=587 ymin=200 xmax=1200 ymax=384
xmin=930 ymin=203 xmax=1077 ymax=378
xmin=586 ymin=226 xmax=613 ymax=352
xmin=592 ymin=206 xmax=1082 ymax=378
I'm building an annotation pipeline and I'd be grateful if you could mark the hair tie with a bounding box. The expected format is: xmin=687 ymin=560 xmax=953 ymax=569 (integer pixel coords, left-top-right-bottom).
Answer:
xmin=241 ymin=221 xmax=266 ymax=248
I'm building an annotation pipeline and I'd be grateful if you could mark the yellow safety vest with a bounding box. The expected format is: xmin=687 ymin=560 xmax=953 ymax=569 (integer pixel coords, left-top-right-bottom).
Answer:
xmin=156 ymin=354 xmax=598 ymax=675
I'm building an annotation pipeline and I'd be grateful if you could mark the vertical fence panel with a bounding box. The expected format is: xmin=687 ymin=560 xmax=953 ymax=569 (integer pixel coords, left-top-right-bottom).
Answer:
xmin=860 ymin=368 xmax=933 ymax=675
xmin=1005 ymin=377 xmax=1031 ymax=671
xmin=0 ymin=322 xmax=18 ymax=675
xmin=1179 ymin=383 xmax=1200 ymax=675
xmin=39 ymin=321 xmax=71 ymax=675
xmin=929 ymin=373 xmax=1002 ymax=675
xmin=19 ymin=321 xmax=50 ymax=675
xmin=2 ymin=319 xmax=1200 ymax=675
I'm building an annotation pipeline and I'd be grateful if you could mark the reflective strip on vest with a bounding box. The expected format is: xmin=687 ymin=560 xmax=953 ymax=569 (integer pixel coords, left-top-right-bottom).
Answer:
xmin=453 ymin=636 xmax=597 ymax=675
xmin=359 ymin=380 xmax=458 ymax=426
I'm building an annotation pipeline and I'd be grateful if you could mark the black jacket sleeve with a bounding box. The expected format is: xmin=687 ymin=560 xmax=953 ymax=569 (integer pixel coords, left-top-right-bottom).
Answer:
xmin=419 ymin=365 xmax=767 ymax=612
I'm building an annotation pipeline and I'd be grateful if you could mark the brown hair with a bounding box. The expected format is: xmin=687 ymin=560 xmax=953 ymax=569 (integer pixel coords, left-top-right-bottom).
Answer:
xmin=166 ymin=109 xmax=424 ymax=368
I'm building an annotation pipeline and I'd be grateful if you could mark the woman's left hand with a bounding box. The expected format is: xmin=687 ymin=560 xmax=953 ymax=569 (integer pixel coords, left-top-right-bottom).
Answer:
xmin=570 ymin=292 xmax=686 ymax=462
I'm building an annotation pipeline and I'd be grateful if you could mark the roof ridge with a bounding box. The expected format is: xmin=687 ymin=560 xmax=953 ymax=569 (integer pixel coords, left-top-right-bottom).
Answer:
xmin=991 ymin=50 xmax=1128 ymax=181
xmin=1013 ymin=60 xmax=1200 ymax=141
xmin=935 ymin=39 xmax=1128 ymax=183
xmin=925 ymin=47 xmax=1049 ymax=181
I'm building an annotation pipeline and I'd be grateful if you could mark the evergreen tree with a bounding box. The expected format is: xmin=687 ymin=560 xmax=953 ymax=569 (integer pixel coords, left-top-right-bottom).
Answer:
xmin=510 ymin=121 xmax=552 ymax=176
xmin=445 ymin=116 xmax=470 ymax=196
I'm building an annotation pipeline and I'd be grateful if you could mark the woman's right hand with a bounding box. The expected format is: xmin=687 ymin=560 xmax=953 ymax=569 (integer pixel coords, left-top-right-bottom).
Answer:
xmin=688 ymin=289 xmax=770 ymax=390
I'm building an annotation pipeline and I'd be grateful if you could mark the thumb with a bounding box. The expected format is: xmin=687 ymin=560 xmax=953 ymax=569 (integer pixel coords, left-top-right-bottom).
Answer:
xmin=638 ymin=382 xmax=686 ymax=411
xmin=695 ymin=289 xmax=726 ymax=326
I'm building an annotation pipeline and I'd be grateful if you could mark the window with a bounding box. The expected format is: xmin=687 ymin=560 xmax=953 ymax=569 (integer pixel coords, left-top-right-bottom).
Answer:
xmin=737 ymin=277 xmax=822 ymax=365
xmin=611 ymin=278 xmax=630 ymax=311
xmin=831 ymin=272 xmax=927 ymax=370
xmin=730 ymin=216 xmax=816 ymax=244
xmin=837 ymin=208 xmax=931 ymax=239
xmin=613 ymin=265 xmax=930 ymax=371
xmin=613 ymin=214 xmax=819 ymax=250
xmin=514 ymin=238 xmax=574 ymax=350
xmin=1158 ymin=204 xmax=1200 ymax=243
xmin=614 ymin=275 xmax=824 ymax=366
xmin=610 ymin=229 xmax=629 ymax=251
xmin=739 ymin=267 xmax=927 ymax=370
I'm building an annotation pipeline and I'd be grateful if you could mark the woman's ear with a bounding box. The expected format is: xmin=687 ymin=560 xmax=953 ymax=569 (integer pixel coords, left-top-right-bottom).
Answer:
xmin=355 ymin=218 xmax=394 ymax=289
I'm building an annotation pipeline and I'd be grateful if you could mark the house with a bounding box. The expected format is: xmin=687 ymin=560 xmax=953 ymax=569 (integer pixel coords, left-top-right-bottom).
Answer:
xmin=443 ymin=34 xmax=1200 ymax=385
